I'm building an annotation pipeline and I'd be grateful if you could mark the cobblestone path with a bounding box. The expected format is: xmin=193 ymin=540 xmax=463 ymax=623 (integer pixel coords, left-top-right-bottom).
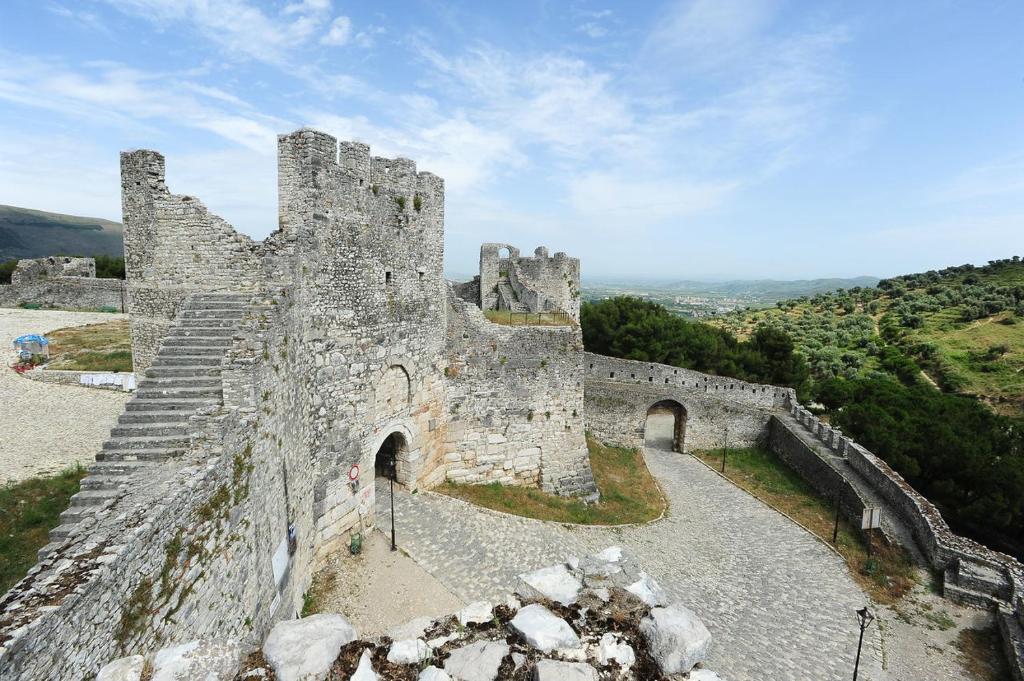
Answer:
xmin=378 ymin=441 xmax=884 ymax=681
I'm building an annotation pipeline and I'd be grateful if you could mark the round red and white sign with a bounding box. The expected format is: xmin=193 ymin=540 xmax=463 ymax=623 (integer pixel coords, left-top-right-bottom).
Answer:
xmin=348 ymin=464 xmax=360 ymax=481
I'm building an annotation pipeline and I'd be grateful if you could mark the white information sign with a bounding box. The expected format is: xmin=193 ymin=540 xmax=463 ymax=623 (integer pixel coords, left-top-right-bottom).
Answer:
xmin=861 ymin=507 xmax=882 ymax=530
xmin=271 ymin=536 xmax=289 ymax=588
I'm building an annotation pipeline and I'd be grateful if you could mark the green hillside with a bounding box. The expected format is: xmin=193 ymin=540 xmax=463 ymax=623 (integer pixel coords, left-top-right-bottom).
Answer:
xmin=713 ymin=257 xmax=1024 ymax=415
xmin=0 ymin=205 xmax=123 ymax=261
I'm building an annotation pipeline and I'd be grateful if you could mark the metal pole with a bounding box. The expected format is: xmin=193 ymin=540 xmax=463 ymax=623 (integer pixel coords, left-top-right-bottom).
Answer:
xmin=853 ymin=618 xmax=866 ymax=681
xmin=389 ymin=474 xmax=396 ymax=551
xmin=832 ymin=494 xmax=841 ymax=544
xmin=721 ymin=426 xmax=728 ymax=473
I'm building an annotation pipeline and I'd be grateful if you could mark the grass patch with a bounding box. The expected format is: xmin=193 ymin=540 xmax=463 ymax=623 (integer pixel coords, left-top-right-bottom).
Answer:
xmin=0 ymin=466 xmax=86 ymax=593
xmin=483 ymin=309 xmax=573 ymax=327
xmin=694 ymin=447 xmax=916 ymax=604
xmin=46 ymin=319 xmax=133 ymax=372
xmin=438 ymin=436 xmax=665 ymax=525
xmin=301 ymin=568 xmax=337 ymax=617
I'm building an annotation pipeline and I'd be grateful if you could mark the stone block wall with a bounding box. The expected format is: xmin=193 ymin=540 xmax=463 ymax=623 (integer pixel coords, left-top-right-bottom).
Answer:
xmin=11 ymin=256 xmax=96 ymax=283
xmin=120 ymin=150 xmax=262 ymax=371
xmin=478 ymin=243 xmax=581 ymax=320
xmin=582 ymin=353 xmax=788 ymax=453
xmin=0 ymin=276 xmax=125 ymax=310
xmin=443 ymin=287 xmax=596 ymax=497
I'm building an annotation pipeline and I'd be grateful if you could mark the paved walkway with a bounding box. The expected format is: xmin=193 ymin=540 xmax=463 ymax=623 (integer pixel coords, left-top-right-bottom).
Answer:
xmin=378 ymin=423 xmax=884 ymax=680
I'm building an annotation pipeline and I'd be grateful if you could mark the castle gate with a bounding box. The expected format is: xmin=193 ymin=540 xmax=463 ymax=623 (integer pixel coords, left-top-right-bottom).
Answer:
xmin=645 ymin=399 xmax=687 ymax=452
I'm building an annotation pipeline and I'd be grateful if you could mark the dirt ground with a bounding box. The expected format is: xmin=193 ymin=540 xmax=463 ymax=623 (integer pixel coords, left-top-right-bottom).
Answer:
xmin=312 ymin=530 xmax=465 ymax=636
xmin=0 ymin=308 xmax=130 ymax=483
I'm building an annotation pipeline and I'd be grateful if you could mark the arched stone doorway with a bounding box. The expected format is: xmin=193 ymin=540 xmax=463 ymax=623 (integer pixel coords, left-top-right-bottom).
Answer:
xmin=644 ymin=400 xmax=687 ymax=452
xmin=375 ymin=431 xmax=406 ymax=481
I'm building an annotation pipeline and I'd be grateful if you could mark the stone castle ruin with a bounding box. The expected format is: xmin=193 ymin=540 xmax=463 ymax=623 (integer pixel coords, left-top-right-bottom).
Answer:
xmin=0 ymin=128 xmax=1022 ymax=679
xmin=0 ymin=255 xmax=125 ymax=310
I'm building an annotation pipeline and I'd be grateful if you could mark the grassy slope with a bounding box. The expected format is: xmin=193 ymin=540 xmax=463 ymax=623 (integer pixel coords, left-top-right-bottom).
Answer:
xmin=0 ymin=467 xmax=86 ymax=593
xmin=0 ymin=204 xmax=123 ymax=261
xmin=711 ymin=260 xmax=1024 ymax=415
xmin=439 ymin=436 xmax=666 ymax=525
xmin=46 ymin=319 xmax=133 ymax=372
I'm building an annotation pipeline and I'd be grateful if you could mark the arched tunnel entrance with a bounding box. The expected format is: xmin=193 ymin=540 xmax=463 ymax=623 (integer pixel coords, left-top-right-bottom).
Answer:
xmin=644 ymin=400 xmax=687 ymax=452
xmin=374 ymin=431 xmax=406 ymax=481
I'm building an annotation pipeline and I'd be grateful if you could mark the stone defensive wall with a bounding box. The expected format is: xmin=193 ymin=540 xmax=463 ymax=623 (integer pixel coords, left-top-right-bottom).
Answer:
xmin=446 ymin=286 xmax=596 ymax=497
xmin=583 ymin=352 xmax=791 ymax=452
xmin=478 ymin=242 xmax=581 ymax=320
xmin=0 ymin=257 xmax=125 ymax=310
xmin=774 ymin=400 xmax=1024 ymax=677
xmin=0 ymin=306 xmax=306 ymax=679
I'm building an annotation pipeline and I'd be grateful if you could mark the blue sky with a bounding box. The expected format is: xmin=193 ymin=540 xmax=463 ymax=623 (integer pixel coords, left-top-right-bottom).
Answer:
xmin=1 ymin=0 xmax=1022 ymax=280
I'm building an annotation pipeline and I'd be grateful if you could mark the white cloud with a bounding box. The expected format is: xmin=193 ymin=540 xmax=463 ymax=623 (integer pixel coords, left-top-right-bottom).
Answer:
xmin=102 ymin=0 xmax=333 ymax=64
xmin=321 ymin=16 xmax=352 ymax=46
xmin=935 ymin=155 xmax=1024 ymax=204
xmin=0 ymin=53 xmax=286 ymax=153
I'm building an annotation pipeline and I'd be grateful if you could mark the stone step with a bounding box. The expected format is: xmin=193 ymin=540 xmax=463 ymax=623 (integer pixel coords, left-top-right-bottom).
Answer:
xmin=957 ymin=560 xmax=1012 ymax=601
xmin=943 ymin=566 xmax=1000 ymax=610
xmin=79 ymin=475 xmax=128 ymax=491
xmin=151 ymin=355 xmax=224 ymax=366
xmin=178 ymin=307 xmax=246 ymax=317
xmin=181 ymin=301 xmax=248 ymax=311
xmin=996 ymin=608 xmax=1024 ymax=681
xmin=48 ymin=523 xmax=79 ymax=543
xmin=168 ymin=326 xmax=237 ymax=338
xmin=103 ymin=435 xmax=189 ymax=451
xmin=138 ymin=376 xmax=222 ymax=389
xmin=158 ymin=345 xmax=227 ymax=356
xmin=176 ymin=318 xmax=241 ymax=328
xmin=111 ymin=423 xmax=189 ymax=438
xmin=135 ymin=386 xmax=222 ymax=400
xmin=96 ymin=447 xmax=187 ymax=462
xmin=38 ymin=541 xmax=62 ymax=561
xmin=162 ymin=336 xmax=234 ymax=348
xmin=87 ymin=460 xmax=156 ymax=476
xmin=144 ymin=366 xmax=222 ymax=378
xmin=126 ymin=398 xmax=217 ymax=412
xmin=118 ymin=410 xmax=191 ymax=424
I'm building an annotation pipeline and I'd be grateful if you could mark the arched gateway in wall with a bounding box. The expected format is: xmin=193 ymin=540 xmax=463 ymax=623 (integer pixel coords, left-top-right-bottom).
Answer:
xmin=644 ymin=399 xmax=688 ymax=453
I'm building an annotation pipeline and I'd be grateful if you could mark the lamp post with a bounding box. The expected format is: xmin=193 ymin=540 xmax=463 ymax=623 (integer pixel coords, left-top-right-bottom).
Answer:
xmin=853 ymin=606 xmax=874 ymax=680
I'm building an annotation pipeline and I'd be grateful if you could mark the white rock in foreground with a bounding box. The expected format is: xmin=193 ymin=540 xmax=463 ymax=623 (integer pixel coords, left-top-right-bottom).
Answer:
xmin=689 ymin=670 xmax=725 ymax=680
xmin=533 ymin=659 xmax=599 ymax=681
xmin=387 ymin=639 xmax=430 ymax=664
xmin=626 ymin=572 xmax=667 ymax=607
xmin=418 ymin=667 xmax=451 ymax=681
xmin=97 ymin=655 xmax=145 ymax=681
xmin=263 ymin=614 xmax=357 ymax=681
xmin=596 ymin=632 xmax=635 ymax=667
xmin=640 ymin=605 xmax=711 ymax=674
xmin=515 ymin=564 xmax=582 ymax=605
xmin=594 ymin=546 xmax=623 ymax=563
xmin=509 ymin=603 xmax=580 ymax=652
xmin=443 ymin=640 xmax=509 ymax=681
xmin=457 ymin=600 xmax=493 ymax=626
xmin=350 ymin=650 xmax=377 ymax=681
xmin=386 ymin=616 xmax=433 ymax=641
xmin=152 ymin=639 xmax=241 ymax=681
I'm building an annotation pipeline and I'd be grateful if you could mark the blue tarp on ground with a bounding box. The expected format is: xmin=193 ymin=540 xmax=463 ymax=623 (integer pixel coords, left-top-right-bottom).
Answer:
xmin=13 ymin=334 xmax=50 ymax=356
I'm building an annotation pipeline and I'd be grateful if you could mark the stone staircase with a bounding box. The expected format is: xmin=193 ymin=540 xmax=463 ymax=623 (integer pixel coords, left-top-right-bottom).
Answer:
xmin=38 ymin=293 xmax=250 ymax=559
xmin=496 ymin=276 xmax=528 ymax=312
xmin=943 ymin=556 xmax=1014 ymax=609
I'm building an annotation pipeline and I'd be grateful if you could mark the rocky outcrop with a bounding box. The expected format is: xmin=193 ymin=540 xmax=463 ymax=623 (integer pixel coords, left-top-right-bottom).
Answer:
xmin=94 ymin=548 xmax=723 ymax=680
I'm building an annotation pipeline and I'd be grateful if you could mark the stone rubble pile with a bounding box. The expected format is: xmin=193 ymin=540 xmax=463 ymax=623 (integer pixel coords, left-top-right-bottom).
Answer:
xmin=96 ymin=547 xmax=723 ymax=681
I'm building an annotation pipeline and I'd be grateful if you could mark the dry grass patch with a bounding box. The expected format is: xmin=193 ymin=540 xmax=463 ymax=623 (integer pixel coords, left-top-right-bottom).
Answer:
xmin=483 ymin=309 xmax=573 ymax=327
xmin=694 ymin=447 xmax=915 ymax=604
xmin=438 ymin=435 xmax=665 ymax=525
xmin=46 ymin=319 xmax=133 ymax=372
xmin=953 ymin=623 xmax=1010 ymax=680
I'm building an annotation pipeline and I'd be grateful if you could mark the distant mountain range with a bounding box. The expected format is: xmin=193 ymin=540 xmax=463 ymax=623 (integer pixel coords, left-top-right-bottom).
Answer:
xmin=585 ymin=276 xmax=879 ymax=298
xmin=0 ymin=205 xmax=123 ymax=261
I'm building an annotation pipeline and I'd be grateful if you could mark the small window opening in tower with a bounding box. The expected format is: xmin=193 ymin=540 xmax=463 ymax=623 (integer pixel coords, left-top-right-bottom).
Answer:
xmin=418 ymin=271 xmax=425 ymax=281
xmin=385 ymin=271 xmax=393 ymax=285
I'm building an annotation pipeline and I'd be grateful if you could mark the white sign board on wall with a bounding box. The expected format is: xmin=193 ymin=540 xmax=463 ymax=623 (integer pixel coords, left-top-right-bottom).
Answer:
xmin=861 ymin=507 xmax=881 ymax=530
